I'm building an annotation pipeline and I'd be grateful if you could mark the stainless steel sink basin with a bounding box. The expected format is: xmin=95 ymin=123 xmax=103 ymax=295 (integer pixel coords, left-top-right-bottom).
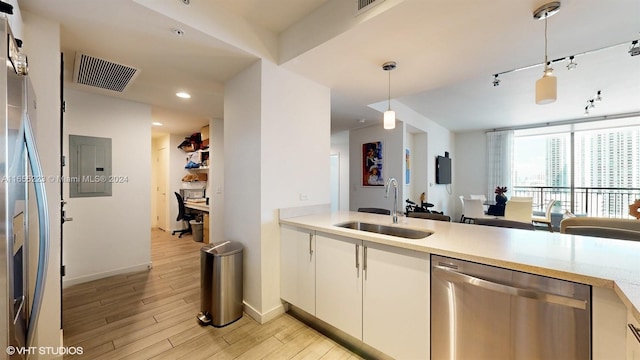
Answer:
xmin=335 ymin=221 xmax=432 ymax=239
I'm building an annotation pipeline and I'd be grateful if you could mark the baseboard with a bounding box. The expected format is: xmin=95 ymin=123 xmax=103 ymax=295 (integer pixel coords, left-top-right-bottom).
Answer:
xmin=242 ymin=301 xmax=286 ymax=324
xmin=287 ymin=304 xmax=392 ymax=360
xmin=62 ymin=262 xmax=152 ymax=288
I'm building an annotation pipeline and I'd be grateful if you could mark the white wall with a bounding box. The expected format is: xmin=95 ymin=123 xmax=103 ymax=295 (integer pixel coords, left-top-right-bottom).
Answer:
xmin=389 ymin=102 xmax=455 ymax=215
xmin=63 ymin=89 xmax=151 ymax=286
xmin=410 ymin=131 xmax=428 ymax=204
xmin=349 ymin=122 xmax=404 ymax=212
xmin=330 ymin=130 xmax=350 ymax=211
xmin=454 ymin=131 xmax=487 ymax=220
xmin=225 ymin=59 xmax=330 ymax=322
xmin=169 ymin=134 xmax=190 ymax=231
xmin=210 ymin=119 xmax=224 ymax=243
xmin=150 ymin=136 xmax=166 ymax=228
xmin=22 ymin=9 xmax=63 ymax=356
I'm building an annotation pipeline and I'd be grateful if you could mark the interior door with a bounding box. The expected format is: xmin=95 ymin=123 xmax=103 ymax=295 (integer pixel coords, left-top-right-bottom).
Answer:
xmin=156 ymin=147 xmax=169 ymax=230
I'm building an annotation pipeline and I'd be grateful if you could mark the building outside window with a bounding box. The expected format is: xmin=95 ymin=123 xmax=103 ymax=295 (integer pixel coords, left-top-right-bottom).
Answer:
xmin=511 ymin=117 xmax=640 ymax=218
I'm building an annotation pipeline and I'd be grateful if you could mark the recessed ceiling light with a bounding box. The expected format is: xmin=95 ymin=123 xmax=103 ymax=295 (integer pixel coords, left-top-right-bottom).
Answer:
xmin=152 ymin=122 xmax=163 ymax=126
xmin=176 ymin=92 xmax=191 ymax=99
xmin=180 ymin=0 xmax=190 ymax=5
xmin=172 ymin=28 xmax=185 ymax=37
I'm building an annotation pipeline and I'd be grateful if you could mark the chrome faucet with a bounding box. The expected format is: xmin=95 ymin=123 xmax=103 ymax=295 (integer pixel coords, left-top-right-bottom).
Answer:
xmin=385 ymin=177 xmax=399 ymax=224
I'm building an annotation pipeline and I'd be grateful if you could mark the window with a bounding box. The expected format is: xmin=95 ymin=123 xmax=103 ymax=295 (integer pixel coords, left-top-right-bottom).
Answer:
xmin=510 ymin=117 xmax=640 ymax=218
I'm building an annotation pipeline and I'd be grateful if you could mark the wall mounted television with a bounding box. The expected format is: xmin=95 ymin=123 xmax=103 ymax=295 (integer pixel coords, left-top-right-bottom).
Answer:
xmin=435 ymin=155 xmax=452 ymax=184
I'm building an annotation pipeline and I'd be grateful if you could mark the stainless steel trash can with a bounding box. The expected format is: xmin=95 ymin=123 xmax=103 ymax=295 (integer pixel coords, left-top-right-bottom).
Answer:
xmin=190 ymin=220 xmax=203 ymax=242
xmin=197 ymin=241 xmax=243 ymax=327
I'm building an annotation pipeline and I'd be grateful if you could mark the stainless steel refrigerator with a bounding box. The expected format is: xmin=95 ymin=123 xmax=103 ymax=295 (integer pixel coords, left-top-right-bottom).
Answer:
xmin=1 ymin=17 xmax=51 ymax=358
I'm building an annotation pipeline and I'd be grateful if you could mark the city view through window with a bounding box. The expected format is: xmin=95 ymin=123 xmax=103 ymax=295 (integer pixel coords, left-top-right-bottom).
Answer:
xmin=513 ymin=119 xmax=640 ymax=218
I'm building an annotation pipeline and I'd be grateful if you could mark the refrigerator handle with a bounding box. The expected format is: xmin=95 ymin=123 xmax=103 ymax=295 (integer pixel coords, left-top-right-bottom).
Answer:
xmin=23 ymin=115 xmax=50 ymax=348
xmin=432 ymin=265 xmax=587 ymax=310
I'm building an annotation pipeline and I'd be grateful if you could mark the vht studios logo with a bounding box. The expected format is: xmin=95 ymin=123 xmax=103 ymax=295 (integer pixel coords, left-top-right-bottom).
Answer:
xmin=6 ymin=346 xmax=83 ymax=356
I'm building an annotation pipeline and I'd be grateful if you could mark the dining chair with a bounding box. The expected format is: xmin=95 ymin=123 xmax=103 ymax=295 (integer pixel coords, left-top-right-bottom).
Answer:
xmin=357 ymin=207 xmax=391 ymax=215
xmin=509 ymin=196 xmax=533 ymax=202
xmin=470 ymin=194 xmax=488 ymax=212
xmin=458 ymin=195 xmax=465 ymax=222
xmin=504 ymin=198 xmax=533 ymax=224
xmin=531 ymin=199 xmax=558 ymax=232
xmin=462 ymin=198 xmax=491 ymax=224
xmin=475 ymin=218 xmax=535 ymax=230
xmin=408 ymin=212 xmax=451 ymax=222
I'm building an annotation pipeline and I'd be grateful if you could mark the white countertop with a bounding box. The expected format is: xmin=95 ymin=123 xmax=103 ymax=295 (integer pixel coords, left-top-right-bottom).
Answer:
xmin=280 ymin=211 xmax=640 ymax=322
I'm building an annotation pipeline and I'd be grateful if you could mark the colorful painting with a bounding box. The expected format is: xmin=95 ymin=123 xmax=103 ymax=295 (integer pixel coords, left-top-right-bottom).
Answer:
xmin=405 ymin=149 xmax=410 ymax=184
xmin=363 ymin=141 xmax=384 ymax=186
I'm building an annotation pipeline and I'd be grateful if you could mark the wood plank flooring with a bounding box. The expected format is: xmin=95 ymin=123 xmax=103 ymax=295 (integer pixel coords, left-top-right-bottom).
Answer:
xmin=62 ymin=229 xmax=361 ymax=360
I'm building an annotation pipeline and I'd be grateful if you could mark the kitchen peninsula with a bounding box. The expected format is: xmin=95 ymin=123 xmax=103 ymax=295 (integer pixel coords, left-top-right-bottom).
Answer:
xmin=279 ymin=210 xmax=640 ymax=359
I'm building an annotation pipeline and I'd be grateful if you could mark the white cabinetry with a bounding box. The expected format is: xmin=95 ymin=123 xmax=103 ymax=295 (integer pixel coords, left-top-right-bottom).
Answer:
xmin=362 ymin=241 xmax=430 ymax=360
xmin=629 ymin=311 xmax=640 ymax=360
xmin=315 ymin=233 xmax=430 ymax=359
xmin=592 ymin=286 xmax=627 ymax=359
xmin=315 ymin=234 xmax=363 ymax=339
xmin=280 ymin=225 xmax=316 ymax=315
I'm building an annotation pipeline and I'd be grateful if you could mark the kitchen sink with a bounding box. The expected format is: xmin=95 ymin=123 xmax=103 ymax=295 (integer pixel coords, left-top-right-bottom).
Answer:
xmin=335 ymin=221 xmax=432 ymax=239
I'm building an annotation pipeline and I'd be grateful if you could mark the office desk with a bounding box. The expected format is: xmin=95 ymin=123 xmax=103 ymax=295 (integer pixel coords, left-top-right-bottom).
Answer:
xmin=185 ymin=201 xmax=209 ymax=243
xmin=185 ymin=201 xmax=209 ymax=212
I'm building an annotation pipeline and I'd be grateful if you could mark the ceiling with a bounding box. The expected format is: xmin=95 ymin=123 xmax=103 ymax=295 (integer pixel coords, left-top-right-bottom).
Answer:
xmin=18 ymin=0 xmax=640 ymax=135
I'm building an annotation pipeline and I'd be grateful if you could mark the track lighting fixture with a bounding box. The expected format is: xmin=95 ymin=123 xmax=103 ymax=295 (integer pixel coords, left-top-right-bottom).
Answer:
xmin=492 ymin=74 xmax=500 ymax=87
xmin=534 ymin=2 xmax=561 ymax=105
xmin=595 ymin=90 xmax=602 ymax=102
xmin=582 ymin=90 xmax=603 ymax=115
xmin=382 ymin=61 xmax=397 ymax=130
xmin=630 ymin=40 xmax=640 ymax=57
xmin=491 ymin=39 xmax=638 ymax=89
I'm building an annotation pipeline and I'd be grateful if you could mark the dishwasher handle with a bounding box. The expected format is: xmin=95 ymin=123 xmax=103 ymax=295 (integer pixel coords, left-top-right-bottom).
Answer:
xmin=433 ymin=265 xmax=587 ymax=310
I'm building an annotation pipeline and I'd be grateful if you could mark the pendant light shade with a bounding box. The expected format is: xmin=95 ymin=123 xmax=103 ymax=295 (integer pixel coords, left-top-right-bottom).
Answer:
xmin=535 ymin=73 xmax=557 ymax=104
xmin=383 ymin=110 xmax=396 ymax=129
xmin=534 ymin=2 xmax=561 ymax=105
xmin=382 ymin=61 xmax=397 ymax=130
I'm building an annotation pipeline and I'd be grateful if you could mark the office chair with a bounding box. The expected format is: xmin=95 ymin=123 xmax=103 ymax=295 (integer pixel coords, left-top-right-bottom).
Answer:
xmin=172 ymin=192 xmax=196 ymax=238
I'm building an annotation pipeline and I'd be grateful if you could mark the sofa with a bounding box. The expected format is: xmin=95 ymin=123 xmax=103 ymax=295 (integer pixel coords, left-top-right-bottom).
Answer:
xmin=560 ymin=217 xmax=640 ymax=241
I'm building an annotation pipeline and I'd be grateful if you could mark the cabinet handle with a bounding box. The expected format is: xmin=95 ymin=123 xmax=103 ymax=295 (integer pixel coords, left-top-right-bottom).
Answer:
xmin=308 ymin=233 xmax=313 ymax=256
xmin=363 ymin=246 xmax=368 ymax=280
xmin=630 ymin=323 xmax=640 ymax=344
xmin=355 ymin=244 xmax=360 ymax=277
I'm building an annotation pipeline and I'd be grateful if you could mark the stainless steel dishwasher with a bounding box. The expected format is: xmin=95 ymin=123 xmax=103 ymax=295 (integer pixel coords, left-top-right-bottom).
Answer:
xmin=431 ymin=254 xmax=591 ymax=360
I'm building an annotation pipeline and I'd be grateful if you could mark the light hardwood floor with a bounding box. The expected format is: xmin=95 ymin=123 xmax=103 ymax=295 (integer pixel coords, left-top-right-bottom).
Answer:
xmin=62 ymin=229 xmax=361 ymax=360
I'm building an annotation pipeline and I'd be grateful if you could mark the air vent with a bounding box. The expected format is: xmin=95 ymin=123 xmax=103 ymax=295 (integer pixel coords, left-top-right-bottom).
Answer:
xmin=72 ymin=53 xmax=139 ymax=92
xmin=355 ymin=0 xmax=385 ymax=15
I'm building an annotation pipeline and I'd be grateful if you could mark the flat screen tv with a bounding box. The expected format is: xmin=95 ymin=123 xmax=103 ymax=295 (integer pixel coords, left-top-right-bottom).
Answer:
xmin=436 ymin=155 xmax=452 ymax=184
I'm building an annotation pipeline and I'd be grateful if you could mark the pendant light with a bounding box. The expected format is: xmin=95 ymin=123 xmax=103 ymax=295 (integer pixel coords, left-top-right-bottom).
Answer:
xmin=382 ymin=61 xmax=397 ymax=129
xmin=534 ymin=2 xmax=561 ymax=105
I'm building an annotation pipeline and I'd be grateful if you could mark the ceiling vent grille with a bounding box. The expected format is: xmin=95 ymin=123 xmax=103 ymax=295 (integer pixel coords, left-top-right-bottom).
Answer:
xmin=72 ymin=53 xmax=139 ymax=92
xmin=355 ymin=0 xmax=385 ymax=15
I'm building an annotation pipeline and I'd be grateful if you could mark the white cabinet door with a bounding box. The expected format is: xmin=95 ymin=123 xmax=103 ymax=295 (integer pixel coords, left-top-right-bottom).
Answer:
xmin=628 ymin=311 xmax=640 ymax=360
xmin=592 ymin=286 xmax=627 ymax=360
xmin=315 ymin=233 xmax=363 ymax=340
xmin=280 ymin=225 xmax=316 ymax=315
xmin=362 ymin=241 xmax=430 ymax=360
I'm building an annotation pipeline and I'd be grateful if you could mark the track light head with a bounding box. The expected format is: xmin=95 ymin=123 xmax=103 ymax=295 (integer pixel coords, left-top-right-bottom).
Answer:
xmin=492 ymin=74 xmax=500 ymax=87
xmin=595 ymin=90 xmax=602 ymax=102
xmin=630 ymin=40 xmax=640 ymax=57
xmin=584 ymin=106 xmax=589 ymax=116
xmin=566 ymin=56 xmax=577 ymax=70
